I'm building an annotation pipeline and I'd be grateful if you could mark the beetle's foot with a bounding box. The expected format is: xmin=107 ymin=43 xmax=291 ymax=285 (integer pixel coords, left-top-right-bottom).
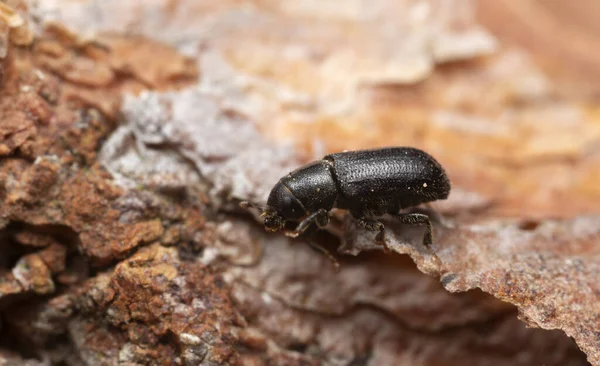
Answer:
xmin=423 ymin=232 xmax=433 ymax=247
xmin=307 ymin=239 xmax=341 ymax=271
xmin=377 ymin=239 xmax=391 ymax=253
xmin=357 ymin=218 xmax=390 ymax=252
xmin=375 ymin=231 xmax=391 ymax=253
xmin=392 ymin=213 xmax=434 ymax=248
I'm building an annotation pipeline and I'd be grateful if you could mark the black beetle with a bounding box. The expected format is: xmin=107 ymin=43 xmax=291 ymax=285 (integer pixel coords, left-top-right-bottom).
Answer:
xmin=241 ymin=147 xmax=450 ymax=252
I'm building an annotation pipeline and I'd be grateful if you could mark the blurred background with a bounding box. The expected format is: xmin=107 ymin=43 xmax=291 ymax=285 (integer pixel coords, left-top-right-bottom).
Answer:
xmin=38 ymin=0 xmax=600 ymax=220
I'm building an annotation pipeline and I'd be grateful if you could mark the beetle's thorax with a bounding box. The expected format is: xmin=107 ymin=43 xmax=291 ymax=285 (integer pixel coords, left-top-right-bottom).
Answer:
xmin=268 ymin=160 xmax=338 ymax=221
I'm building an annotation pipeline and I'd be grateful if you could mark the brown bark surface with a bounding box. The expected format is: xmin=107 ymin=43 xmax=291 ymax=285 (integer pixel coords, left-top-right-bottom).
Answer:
xmin=1 ymin=0 xmax=599 ymax=365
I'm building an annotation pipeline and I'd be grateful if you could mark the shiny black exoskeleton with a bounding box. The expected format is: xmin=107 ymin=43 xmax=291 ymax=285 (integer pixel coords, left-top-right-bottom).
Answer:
xmin=241 ymin=147 xmax=450 ymax=250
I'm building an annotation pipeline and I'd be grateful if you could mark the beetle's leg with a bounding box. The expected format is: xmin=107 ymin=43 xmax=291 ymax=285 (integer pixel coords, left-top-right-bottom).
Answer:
xmin=285 ymin=209 xmax=329 ymax=238
xmin=307 ymin=238 xmax=340 ymax=271
xmin=356 ymin=218 xmax=390 ymax=252
xmin=420 ymin=203 xmax=451 ymax=227
xmin=392 ymin=213 xmax=433 ymax=246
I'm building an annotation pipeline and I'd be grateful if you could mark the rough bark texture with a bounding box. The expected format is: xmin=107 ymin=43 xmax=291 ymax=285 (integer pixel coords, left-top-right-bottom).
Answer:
xmin=1 ymin=0 xmax=599 ymax=365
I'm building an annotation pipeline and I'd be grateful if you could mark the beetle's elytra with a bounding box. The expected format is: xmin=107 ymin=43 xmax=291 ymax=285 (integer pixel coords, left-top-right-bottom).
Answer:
xmin=241 ymin=147 xmax=451 ymax=252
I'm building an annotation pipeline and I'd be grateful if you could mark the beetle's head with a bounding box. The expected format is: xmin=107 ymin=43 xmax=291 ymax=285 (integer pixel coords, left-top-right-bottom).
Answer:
xmin=260 ymin=208 xmax=286 ymax=232
xmin=240 ymin=201 xmax=284 ymax=231
xmin=265 ymin=181 xmax=305 ymax=222
xmin=240 ymin=181 xmax=306 ymax=232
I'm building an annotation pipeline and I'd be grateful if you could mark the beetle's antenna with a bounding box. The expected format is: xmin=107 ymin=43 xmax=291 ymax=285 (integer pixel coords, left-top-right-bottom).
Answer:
xmin=240 ymin=201 xmax=266 ymax=214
